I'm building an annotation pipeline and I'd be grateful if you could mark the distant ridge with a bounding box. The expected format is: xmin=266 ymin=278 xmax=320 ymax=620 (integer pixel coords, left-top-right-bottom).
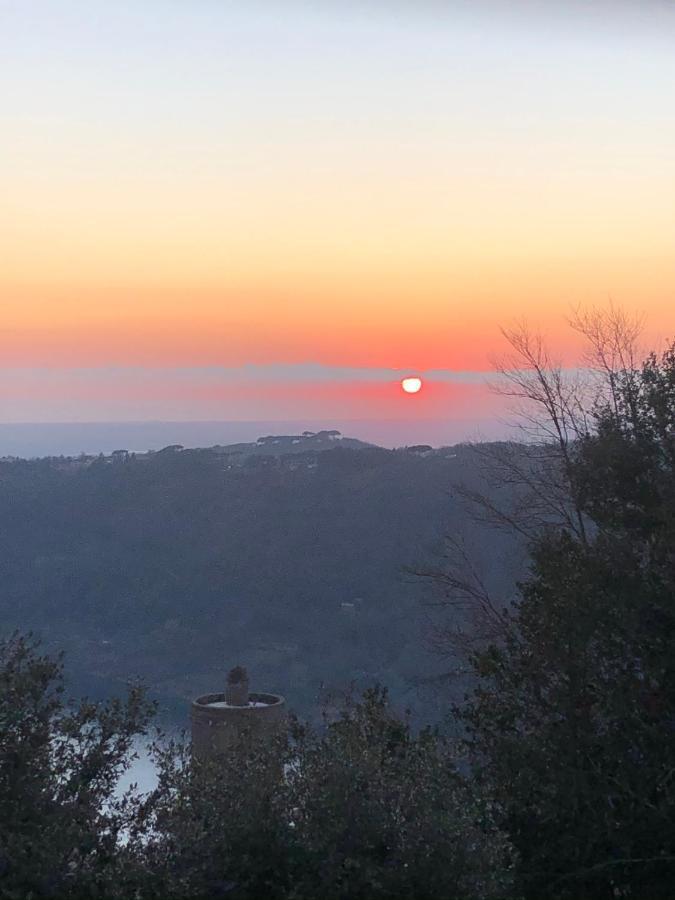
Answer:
xmin=212 ymin=429 xmax=376 ymax=458
xmin=0 ymin=419 xmax=508 ymax=459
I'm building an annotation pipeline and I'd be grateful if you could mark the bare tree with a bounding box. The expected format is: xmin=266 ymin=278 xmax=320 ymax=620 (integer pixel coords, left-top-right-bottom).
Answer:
xmin=412 ymin=534 xmax=512 ymax=678
xmin=419 ymin=305 xmax=644 ymax=676
xmin=569 ymin=302 xmax=644 ymax=426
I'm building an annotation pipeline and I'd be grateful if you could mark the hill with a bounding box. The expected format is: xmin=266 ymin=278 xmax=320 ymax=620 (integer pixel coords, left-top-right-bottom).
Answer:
xmin=0 ymin=434 xmax=522 ymax=723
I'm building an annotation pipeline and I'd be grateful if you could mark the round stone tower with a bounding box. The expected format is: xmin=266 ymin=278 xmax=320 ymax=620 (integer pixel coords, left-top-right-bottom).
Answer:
xmin=191 ymin=665 xmax=286 ymax=762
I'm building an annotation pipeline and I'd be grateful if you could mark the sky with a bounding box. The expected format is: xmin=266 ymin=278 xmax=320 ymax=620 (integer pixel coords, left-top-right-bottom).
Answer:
xmin=2 ymin=0 xmax=674 ymax=436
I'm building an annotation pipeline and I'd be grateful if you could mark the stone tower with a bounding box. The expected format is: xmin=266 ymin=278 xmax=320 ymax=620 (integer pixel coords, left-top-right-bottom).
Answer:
xmin=191 ymin=665 xmax=286 ymax=761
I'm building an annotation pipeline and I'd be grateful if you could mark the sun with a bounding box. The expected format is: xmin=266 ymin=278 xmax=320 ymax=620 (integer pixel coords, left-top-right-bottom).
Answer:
xmin=401 ymin=376 xmax=423 ymax=394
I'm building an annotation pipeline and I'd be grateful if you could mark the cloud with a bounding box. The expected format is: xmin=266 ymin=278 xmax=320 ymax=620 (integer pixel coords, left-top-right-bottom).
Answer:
xmin=0 ymin=364 xmax=491 ymax=385
xmin=0 ymin=362 xmax=507 ymax=426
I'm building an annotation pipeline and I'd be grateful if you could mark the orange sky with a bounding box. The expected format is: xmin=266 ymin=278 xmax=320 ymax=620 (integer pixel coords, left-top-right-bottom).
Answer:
xmin=2 ymin=1 xmax=674 ymax=428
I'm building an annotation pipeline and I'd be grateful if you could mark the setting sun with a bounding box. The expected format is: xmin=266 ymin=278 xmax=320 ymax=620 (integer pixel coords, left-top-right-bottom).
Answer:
xmin=401 ymin=377 xmax=423 ymax=395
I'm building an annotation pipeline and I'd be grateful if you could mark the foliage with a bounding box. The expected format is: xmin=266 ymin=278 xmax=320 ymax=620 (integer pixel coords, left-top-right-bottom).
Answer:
xmin=1 ymin=635 xmax=513 ymax=899
xmin=136 ymin=732 xmax=293 ymax=899
xmin=0 ymin=632 xmax=155 ymax=899
xmin=459 ymin=344 xmax=675 ymax=898
xmin=140 ymin=688 xmax=513 ymax=900
xmin=285 ymin=687 xmax=513 ymax=900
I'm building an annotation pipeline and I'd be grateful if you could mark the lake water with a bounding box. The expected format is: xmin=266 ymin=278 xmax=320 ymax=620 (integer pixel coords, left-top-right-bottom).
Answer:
xmin=117 ymin=744 xmax=160 ymax=796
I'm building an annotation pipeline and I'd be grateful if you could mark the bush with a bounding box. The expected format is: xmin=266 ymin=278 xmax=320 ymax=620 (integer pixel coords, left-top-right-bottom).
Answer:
xmin=0 ymin=632 xmax=154 ymax=898
xmin=141 ymin=688 xmax=514 ymax=899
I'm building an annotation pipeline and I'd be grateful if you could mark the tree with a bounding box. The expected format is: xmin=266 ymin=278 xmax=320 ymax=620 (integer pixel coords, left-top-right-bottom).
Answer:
xmin=457 ymin=339 xmax=675 ymax=898
xmin=137 ymin=728 xmax=294 ymax=899
xmin=140 ymin=688 xmax=514 ymax=900
xmin=421 ymin=306 xmax=644 ymax=674
xmin=0 ymin=632 xmax=154 ymax=898
xmin=287 ymin=688 xmax=514 ymax=900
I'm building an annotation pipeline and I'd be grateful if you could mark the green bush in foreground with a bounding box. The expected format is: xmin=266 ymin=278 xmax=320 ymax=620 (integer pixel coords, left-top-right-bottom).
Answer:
xmin=0 ymin=635 xmax=514 ymax=900
xmin=0 ymin=632 xmax=154 ymax=898
xmin=138 ymin=688 xmax=514 ymax=899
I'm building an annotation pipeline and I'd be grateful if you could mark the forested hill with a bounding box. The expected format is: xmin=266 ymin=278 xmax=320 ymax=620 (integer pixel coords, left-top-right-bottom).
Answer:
xmin=0 ymin=435 xmax=520 ymax=722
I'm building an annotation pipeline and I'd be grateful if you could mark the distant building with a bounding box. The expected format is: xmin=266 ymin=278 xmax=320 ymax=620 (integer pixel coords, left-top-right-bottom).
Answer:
xmin=407 ymin=444 xmax=433 ymax=456
xmin=191 ymin=666 xmax=286 ymax=762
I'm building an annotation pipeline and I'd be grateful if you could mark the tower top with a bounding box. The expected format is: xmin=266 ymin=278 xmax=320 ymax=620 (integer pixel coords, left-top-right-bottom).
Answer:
xmin=191 ymin=665 xmax=286 ymax=760
xmin=225 ymin=665 xmax=249 ymax=706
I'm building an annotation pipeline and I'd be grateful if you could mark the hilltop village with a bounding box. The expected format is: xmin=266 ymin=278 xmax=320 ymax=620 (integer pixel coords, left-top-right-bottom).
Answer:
xmin=1 ymin=430 xmax=454 ymax=472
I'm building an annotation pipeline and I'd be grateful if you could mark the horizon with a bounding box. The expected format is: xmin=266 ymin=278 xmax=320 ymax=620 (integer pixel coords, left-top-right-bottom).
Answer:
xmin=0 ymin=416 xmax=510 ymax=458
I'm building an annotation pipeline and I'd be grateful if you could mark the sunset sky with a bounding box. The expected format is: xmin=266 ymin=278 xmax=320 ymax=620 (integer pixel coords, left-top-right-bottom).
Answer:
xmin=2 ymin=0 xmax=674 ymax=434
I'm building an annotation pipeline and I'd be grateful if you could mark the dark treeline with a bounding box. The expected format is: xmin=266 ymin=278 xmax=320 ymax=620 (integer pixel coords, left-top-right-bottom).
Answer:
xmin=1 ymin=637 xmax=513 ymax=900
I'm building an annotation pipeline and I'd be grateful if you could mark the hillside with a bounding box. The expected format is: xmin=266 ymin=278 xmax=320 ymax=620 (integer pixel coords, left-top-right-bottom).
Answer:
xmin=0 ymin=435 xmax=523 ymax=723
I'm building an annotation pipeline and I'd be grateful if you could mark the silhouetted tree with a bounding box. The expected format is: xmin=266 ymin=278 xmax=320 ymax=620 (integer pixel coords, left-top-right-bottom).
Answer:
xmin=0 ymin=632 xmax=154 ymax=898
xmin=139 ymin=689 xmax=514 ymax=900
xmin=457 ymin=338 xmax=675 ymax=898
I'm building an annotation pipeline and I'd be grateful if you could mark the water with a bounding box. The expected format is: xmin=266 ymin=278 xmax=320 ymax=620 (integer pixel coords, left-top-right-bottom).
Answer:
xmin=117 ymin=744 xmax=159 ymax=796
